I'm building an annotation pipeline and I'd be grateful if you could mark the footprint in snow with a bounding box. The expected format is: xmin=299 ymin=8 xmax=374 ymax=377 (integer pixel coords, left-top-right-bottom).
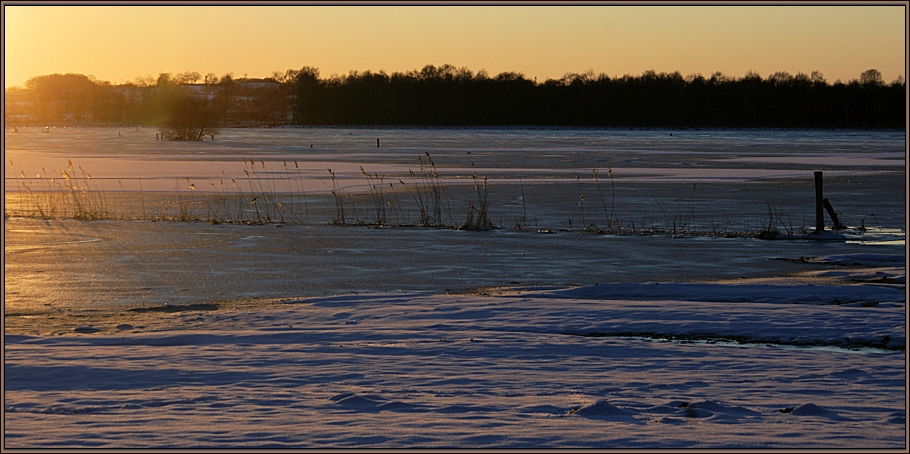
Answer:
xmin=885 ymin=411 xmax=905 ymax=424
xmin=329 ymin=392 xmax=424 ymax=413
xmin=74 ymin=326 xmax=100 ymax=334
xmin=567 ymin=400 xmax=643 ymax=424
xmin=832 ymin=368 xmax=872 ymax=381
xmin=782 ymin=403 xmax=844 ymax=420
xmin=653 ymin=400 xmax=763 ymax=423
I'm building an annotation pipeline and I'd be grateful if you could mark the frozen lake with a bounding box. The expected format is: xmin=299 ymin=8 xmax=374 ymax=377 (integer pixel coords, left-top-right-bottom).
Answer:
xmin=3 ymin=126 xmax=906 ymax=448
xmin=5 ymin=127 xmax=906 ymax=194
xmin=5 ymin=127 xmax=905 ymax=316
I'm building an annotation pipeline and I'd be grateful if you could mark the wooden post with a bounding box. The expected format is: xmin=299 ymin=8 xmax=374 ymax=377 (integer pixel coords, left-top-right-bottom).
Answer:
xmin=823 ymin=198 xmax=844 ymax=230
xmin=814 ymin=171 xmax=824 ymax=233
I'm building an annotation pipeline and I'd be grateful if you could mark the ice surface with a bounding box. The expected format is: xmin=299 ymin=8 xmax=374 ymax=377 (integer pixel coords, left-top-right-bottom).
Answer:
xmin=4 ymin=127 xmax=905 ymax=448
xmin=4 ymin=284 xmax=905 ymax=448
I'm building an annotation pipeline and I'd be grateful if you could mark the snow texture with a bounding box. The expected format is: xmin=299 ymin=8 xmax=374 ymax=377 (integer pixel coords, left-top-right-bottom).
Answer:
xmin=5 ymin=260 xmax=906 ymax=448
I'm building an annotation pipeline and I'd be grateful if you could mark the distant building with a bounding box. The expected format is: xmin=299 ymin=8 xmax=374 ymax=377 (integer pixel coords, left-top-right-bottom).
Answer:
xmin=4 ymin=79 xmax=296 ymax=128
xmin=196 ymin=79 xmax=293 ymax=127
xmin=4 ymin=89 xmax=37 ymax=124
xmin=180 ymin=83 xmax=218 ymax=101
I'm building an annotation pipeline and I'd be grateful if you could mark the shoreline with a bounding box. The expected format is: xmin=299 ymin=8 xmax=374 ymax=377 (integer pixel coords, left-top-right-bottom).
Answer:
xmin=6 ymin=123 xmax=906 ymax=133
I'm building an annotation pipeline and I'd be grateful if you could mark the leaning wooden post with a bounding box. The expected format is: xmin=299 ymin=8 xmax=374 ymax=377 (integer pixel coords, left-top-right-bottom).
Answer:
xmin=823 ymin=198 xmax=844 ymax=230
xmin=814 ymin=171 xmax=824 ymax=233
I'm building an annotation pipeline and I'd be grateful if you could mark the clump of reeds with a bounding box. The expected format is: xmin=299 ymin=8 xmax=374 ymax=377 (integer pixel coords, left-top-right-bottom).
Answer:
xmin=360 ymin=167 xmax=388 ymax=226
xmin=327 ymin=168 xmax=346 ymax=225
xmin=567 ymin=173 xmax=590 ymax=232
xmin=749 ymin=202 xmax=809 ymax=239
xmin=462 ymin=161 xmax=493 ymax=230
xmin=320 ymin=153 xmax=499 ymax=231
xmin=5 ymin=155 xmax=829 ymax=241
xmin=7 ymin=160 xmax=111 ymax=220
xmin=5 ymin=157 xmax=313 ymax=225
xmin=397 ymin=153 xmax=454 ymax=227
xmin=242 ymin=158 xmax=288 ymax=224
xmin=511 ymin=177 xmax=532 ymax=231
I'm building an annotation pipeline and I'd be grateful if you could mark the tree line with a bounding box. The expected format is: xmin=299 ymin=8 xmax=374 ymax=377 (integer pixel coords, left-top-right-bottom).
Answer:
xmin=5 ymin=65 xmax=905 ymax=131
xmin=5 ymin=70 xmax=296 ymax=128
xmin=294 ymin=65 xmax=904 ymax=129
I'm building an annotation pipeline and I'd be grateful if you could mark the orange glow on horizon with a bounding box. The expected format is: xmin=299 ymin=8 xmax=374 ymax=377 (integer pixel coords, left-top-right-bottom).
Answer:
xmin=4 ymin=5 xmax=906 ymax=88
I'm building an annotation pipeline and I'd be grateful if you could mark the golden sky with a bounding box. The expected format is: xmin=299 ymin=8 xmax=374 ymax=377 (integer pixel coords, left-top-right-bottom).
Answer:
xmin=4 ymin=4 xmax=907 ymax=88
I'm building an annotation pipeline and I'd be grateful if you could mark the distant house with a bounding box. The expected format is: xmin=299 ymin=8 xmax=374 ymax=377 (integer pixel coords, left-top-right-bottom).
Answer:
xmin=4 ymin=78 xmax=296 ymax=128
xmin=180 ymin=83 xmax=218 ymax=101
xmin=4 ymin=88 xmax=37 ymax=124
xmin=201 ymin=79 xmax=294 ymax=127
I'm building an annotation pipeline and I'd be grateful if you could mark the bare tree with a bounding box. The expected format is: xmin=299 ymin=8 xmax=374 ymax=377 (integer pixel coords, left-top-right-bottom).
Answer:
xmin=158 ymin=92 xmax=220 ymax=141
xmin=175 ymin=71 xmax=202 ymax=84
xmin=860 ymin=69 xmax=883 ymax=86
xmin=156 ymin=73 xmax=172 ymax=87
xmin=810 ymin=71 xmax=826 ymax=85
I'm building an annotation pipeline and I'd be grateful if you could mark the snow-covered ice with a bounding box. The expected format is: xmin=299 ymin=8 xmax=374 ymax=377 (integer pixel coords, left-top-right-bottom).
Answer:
xmin=4 ymin=270 xmax=906 ymax=448
xmin=3 ymin=127 xmax=906 ymax=448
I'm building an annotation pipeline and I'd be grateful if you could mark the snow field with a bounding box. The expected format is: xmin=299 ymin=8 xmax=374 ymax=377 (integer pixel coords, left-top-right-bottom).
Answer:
xmin=5 ymin=276 xmax=905 ymax=448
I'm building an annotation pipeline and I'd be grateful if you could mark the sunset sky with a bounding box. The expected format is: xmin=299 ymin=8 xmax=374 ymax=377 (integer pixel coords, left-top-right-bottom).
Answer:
xmin=3 ymin=4 xmax=906 ymax=88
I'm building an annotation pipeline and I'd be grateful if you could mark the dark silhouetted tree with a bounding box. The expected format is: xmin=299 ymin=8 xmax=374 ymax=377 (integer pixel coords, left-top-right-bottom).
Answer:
xmin=860 ymin=69 xmax=884 ymax=86
xmin=158 ymin=91 xmax=220 ymax=140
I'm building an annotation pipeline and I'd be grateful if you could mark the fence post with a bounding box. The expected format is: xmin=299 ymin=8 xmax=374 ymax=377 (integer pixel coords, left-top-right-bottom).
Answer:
xmin=814 ymin=171 xmax=824 ymax=233
xmin=823 ymin=198 xmax=845 ymax=230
